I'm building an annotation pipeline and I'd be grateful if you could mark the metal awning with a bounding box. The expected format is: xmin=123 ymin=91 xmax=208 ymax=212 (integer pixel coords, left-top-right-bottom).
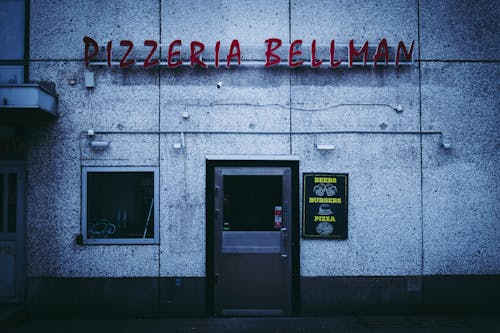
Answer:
xmin=0 ymin=84 xmax=58 ymax=119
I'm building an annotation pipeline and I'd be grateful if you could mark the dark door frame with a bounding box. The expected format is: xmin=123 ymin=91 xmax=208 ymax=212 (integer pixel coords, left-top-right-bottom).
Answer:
xmin=206 ymin=159 xmax=300 ymax=316
xmin=0 ymin=160 xmax=25 ymax=303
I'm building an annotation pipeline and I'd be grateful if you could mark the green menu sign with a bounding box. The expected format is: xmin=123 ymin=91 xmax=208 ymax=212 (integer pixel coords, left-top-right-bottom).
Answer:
xmin=302 ymin=173 xmax=348 ymax=239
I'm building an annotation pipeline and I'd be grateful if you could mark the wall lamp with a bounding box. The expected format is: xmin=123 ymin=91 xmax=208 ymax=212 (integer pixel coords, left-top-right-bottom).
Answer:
xmin=90 ymin=140 xmax=111 ymax=149
xmin=394 ymin=104 xmax=404 ymax=113
xmin=173 ymin=132 xmax=186 ymax=149
xmin=86 ymin=129 xmax=110 ymax=149
xmin=315 ymin=144 xmax=335 ymax=151
xmin=440 ymin=135 xmax=452 ymax=149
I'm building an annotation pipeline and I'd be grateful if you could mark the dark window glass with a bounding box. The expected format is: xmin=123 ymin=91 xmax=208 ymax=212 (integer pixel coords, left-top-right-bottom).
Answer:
xmin=0 ymin=125 xmax=24 ymax=160
xmin=7 ymin=173 xmax=17 ymax=232
xmin=0 ymin=175 xmax=3 ymax=232
xmin=0 ymin=66 xmax=24 ymax=84
xmin=86 ymin=172 xmax=154 ymax=239
xmin=223 ymin=175 xmax=282 ymax=231
xmin=0 ymin=0 xmax=25 ymax=60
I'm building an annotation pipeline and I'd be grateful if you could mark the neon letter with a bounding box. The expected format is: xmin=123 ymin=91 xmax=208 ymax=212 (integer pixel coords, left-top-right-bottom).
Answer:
xmin=311 ymin=40 xmax=323 ymax=68
xmin=190 ymin=41 xmax=207 ymax=68
xmin=348 ymin=40 xmax=368 ymax=67
xmin=168 ymin=39 xmax=183 ymax=68
xmin=215 ymin=40 xmax=220 ymax=68
xmin=83 ymin=36 xmax=98 ymax=67
xmin=395 ymin=40 xmax=415 ymax=67
xmin=144 ymin=40 xmax=160 ymax=68
xmin=289 ymin=39 xmax=304 ymax=68
xmin=373 ymin=38 xmax=389 ymax=66
xmin=226 ymin=39 xmax=241 ymax=67
xmin=106 ymin=41 xmax=112 ymax=67
xmin=329 ymin=40 xmax=341 ymax=68
xmin=264 ymin=38 xmax=282 ymax=67
xmin=119 ymin=40 xmax=136 ymax=68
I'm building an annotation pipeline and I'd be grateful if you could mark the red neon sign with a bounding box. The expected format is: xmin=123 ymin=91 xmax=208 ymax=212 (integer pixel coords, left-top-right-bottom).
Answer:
xmin=83 ymin=37 xmax=415 ymax=68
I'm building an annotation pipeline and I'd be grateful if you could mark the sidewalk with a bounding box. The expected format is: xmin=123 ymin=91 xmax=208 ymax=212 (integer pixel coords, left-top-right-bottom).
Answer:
xmin=0 ymin=304 xmax=26 ymax=330
xmin=4 ymin=314 xmax=500 ymax=333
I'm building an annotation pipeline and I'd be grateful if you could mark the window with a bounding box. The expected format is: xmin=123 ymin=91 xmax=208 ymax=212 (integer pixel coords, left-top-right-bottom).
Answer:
xmin=82 ymin=167 xmax=159 ymax=244
xmin=0 ymin=0 xmax=27 ymax=84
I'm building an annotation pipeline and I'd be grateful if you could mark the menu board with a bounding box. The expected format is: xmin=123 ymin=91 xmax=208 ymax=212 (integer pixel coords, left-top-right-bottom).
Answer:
xmin=302 ymin=173 xmax=348 ymax=239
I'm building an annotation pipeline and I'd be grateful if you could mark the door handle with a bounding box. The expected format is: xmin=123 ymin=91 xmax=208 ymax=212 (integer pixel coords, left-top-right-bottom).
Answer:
xmin=215 ymin=273 xmax=221 ymax=284
xmin=280 ymin=228 xmax=288 ymax=258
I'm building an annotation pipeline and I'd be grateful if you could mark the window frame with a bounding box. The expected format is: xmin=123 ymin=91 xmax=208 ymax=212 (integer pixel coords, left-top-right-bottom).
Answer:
xmin=81 ymin=166 xmax=159 ymax=245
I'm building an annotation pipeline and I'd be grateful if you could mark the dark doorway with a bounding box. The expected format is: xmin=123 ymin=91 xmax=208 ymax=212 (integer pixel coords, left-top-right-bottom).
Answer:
xmin=0 ymin=161 xmax=25 ymax=302
xmin=206 ymin=161 xmax=299 ymax=316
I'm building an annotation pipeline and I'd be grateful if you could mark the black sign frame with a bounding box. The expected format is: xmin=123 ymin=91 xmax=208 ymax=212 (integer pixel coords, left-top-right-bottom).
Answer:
xmin=302 ymin=173 xmax=348 ymax=239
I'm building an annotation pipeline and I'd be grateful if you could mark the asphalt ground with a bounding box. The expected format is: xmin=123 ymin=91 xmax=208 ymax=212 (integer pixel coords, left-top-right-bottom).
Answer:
xmin=4 ymin=314 xmax=500 ymax=333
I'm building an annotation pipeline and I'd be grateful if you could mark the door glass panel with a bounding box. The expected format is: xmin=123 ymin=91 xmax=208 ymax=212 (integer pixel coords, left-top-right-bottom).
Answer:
xmin=0 ymin=175 xmax=3 ymax=232
xmin=223 ymin=175 xmax=282 ymax=231
xmin=7 ymin=173 xmax=17 ymax=232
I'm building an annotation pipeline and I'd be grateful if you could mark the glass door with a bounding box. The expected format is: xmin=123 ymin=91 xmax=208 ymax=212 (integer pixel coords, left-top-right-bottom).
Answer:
xmin=213 ymin=167 xmax=292 ymax=316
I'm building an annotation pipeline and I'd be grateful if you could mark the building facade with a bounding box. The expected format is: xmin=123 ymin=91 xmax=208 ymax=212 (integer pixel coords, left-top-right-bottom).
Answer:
xmin=0 ymin=0 xmax=499 ymax=316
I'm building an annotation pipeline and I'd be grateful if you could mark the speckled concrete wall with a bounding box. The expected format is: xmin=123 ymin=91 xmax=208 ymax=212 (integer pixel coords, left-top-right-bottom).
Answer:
xmin=26 ymin=0 xmax=499 ymax=281
xmin=419 ymin=0 xmax=500 ymax=275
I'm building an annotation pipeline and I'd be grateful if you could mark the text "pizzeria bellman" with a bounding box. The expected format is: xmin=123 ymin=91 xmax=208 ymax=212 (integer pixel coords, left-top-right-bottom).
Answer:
xmin=83 ymin=37 xmax=415 ymax=68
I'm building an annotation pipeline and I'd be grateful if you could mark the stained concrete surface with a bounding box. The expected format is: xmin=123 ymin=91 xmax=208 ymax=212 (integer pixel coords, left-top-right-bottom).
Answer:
xmin=19 ymin=0 xmax=499 ymax=317
xmin=25 ymin=0 xmax=499 ymax=282
xmin=3 ymin=314 xmax=500 ymax=333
